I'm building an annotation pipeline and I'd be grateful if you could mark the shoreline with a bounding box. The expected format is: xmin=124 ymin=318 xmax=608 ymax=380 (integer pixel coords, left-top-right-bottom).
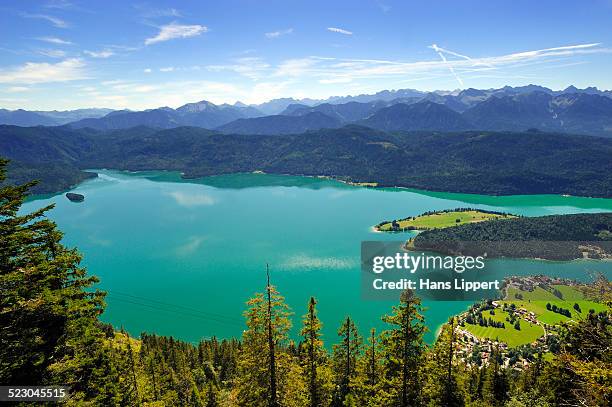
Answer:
xmin=26 ymin=168 xmax=612 ymax=201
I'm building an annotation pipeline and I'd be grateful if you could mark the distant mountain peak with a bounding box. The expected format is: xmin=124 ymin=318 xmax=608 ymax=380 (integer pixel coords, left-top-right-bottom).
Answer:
xmin=177 ymin=100 xmax=217 ymax=114
xmin=459 ymin=88 xmax=487 ymax=97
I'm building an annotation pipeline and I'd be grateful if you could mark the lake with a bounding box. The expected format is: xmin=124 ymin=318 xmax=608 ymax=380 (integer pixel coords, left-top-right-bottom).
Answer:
xmin=23 ymin=170 xmax=612 ymax=344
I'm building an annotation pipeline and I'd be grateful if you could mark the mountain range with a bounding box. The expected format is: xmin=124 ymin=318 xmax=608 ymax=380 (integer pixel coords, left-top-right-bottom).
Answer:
xmin=2 ymin=85 xmax=612 ymax=137
xmin=224 ymin=91 xmax=612 ymax=136
xmin=0 ymin=108 xmax=112 ymax=127
xmin=69 ymin=101 xmax=263 ymax=130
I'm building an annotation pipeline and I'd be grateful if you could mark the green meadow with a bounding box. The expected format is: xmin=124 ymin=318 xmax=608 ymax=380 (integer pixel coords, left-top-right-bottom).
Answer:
xmin=377 ymin=209 xmax=513 ymax=231
xmin=462 ymin=309 xmax=544 ymax=348
xmin=504 ymin=285 xmax=607 ymax=325
xmin=463 ymin=284 xmax=607 ymax=348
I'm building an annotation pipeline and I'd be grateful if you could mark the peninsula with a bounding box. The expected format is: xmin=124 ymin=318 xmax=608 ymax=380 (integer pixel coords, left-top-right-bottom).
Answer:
xmin=375 ymin=208 xmax=514 ymax=232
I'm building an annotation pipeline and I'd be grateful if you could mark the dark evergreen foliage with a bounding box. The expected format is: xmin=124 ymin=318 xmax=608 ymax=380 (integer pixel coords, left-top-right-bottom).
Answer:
xmin=412 ymin=212 xmax=612 ymax=260
xmin=2 ymin=124 xmax=612 ymax=196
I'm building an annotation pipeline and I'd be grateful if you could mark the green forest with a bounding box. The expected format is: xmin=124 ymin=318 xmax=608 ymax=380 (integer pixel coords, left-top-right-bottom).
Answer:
xmin=2 ymin=125 xmax=612 ymax=197
xmin=1 ymin=158 xmax=611 ymax=406
xmin=411 ymin=212 xmax=612 ymax=260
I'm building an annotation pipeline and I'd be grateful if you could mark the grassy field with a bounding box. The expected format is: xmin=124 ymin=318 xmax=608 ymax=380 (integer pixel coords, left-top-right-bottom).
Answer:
xmin=462 ymin=309 xmax=544 ymax=347
xmin=462 ymin=284 xmax=607 ymax=347
xmin=377 ymin=210 xmax=514 ymax=231
xmin=504 ymin=285 xmax=607 ymax=325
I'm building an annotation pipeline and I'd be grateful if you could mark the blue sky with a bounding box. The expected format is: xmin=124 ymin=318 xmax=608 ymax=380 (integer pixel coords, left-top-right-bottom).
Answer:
xmin=1 ymin=0 xmax=612 ymax=110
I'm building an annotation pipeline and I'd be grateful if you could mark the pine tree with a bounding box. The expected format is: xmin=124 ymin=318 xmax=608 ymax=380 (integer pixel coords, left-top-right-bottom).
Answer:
xmin=236 ymin=267 xmax=293 ymax=406
xmin=332 ymin=316 xmax=362 ymax=405
xmin=149 ymin=353 xmax=159 ymax=402
xmin=379 ymin=290 xmax=426 ymax=407
xmin=421 ymin=317 xmax=464 ymax=406
xmin=347 ymin=327 xmax=382 ymax=406
xmin=206 ymin=381 xmax=218 ymax=407
xmin=0 ymin=159 xmax=117 ymax=403
xmin=482 ymin=343 xmax=509 ymax=406
xmin=300 ymin=297 xmax=325 ymax=407
xmin=125 ymin=331 xmax=141 ymax=405
xmin=365 ymin=328 xmax=378 ymax=388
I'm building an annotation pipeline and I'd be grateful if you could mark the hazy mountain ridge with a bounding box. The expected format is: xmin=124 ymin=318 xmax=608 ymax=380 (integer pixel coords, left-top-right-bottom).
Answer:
xmin=358 ymin=101 xmax=472 ymax=132
xmin=67 ymin=100 xmax=264 ymax=130
xmin=2 ymin=85 xmax=612 ymax=136
xmin=229 ymin=90 xmax=612 ymax=136
xmin=216 ymin=111 xmax=343 ymax=135
xmin=0 ymin=108 xmax=113 ymax=126
xmin=462 ymin=91 xmax=612 ymax=135
xmin=255 ymin=84 xmax=612 ymax=113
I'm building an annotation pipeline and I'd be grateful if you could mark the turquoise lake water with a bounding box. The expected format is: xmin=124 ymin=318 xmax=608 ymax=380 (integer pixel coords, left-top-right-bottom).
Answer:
xmin=23 ymin=170 xmax=612 ymax=344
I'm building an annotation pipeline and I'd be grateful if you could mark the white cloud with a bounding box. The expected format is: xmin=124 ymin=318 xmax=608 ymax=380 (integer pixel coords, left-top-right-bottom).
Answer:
xmin=319 ymin=77 xmax=352 ymax=84
xmin=86 ymin=79 xmax=244 ymax=109
xmin=38 ymin=49 xmax=67 ymax=58
xmin=44 ymin=0 xmax=74 ymax=10
xmin=7 ymin=86 xmax=30 ymax=92
xmin=0 ymin=97 xmax=29 ymax=106
xmin=145 ymin=22 xmax=208 ymax=45
xmin=79 ymin=85 xmax=97 ymax=92
xmin=131 ymin=85 xmax=158 ymax=93
xmin=159 ymin=66 xmax=175 ymax=72
xmin=23 ymin=13 xmax=68 ymax=28
xmin=84 ymin=49 xmax=114 ymax=58
xmin=18 ymin=42 xmax=606 ymax=111
xmin=207 ymin=57 xmax=270 ymax=80
xmin=265 ymin=28 xmax=293 ymax=39
xmin=327 ymin=27 xmax=352 ymax=35
xmin=246 ymin=81 xmax=292 ymax=103
xmin=0 ymin=58 xmax=86 ymax=84
xmin=85 ymin=94 xmax=129 ymax=106
xmin=36 ymin=36 xmax=73 ymax=45
xmin=275 ymin=57 xmax=320 ymax=77
xmin=377 ymin=2 xmax=391 ymax=13
xmin=136 ymin=5 xmax=182 ymax=18
xmin=268 ymin=43 xmax=609 ymax=86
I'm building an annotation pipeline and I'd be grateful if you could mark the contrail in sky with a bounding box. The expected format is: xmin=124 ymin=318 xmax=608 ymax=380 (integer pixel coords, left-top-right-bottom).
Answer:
xmin=430 ymin=43 xmax=464 ymax=87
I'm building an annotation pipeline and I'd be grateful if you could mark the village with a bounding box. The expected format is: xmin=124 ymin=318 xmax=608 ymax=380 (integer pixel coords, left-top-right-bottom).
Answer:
xmin=449 ymin=275 xmax=595 ymax=369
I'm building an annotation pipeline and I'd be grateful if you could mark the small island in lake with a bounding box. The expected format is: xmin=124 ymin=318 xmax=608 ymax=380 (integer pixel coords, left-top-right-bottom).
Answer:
xmin=375 ymin=208 xmax=515 ymax=232
xmin=66 ymin=192 xmax=85 ymax=202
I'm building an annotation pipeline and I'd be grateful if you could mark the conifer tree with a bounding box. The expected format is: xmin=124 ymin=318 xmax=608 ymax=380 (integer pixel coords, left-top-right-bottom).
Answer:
xmin=0 ymin=159 xmax=116 ymax=403
xmin=206 ymin=381 xmax=218 ymax=407
xmin=379 ymin=290 xmax=426 ymax=407
xmin=125 ymin=331 xmax=141 ymax=405
xmin=482 ymin=343 xmax=509 ymax=406
xmin=422 ymin=317 xmax=464 ymax=406
xmin=346 ymin=327 xmax=382 ymax=406
xmin=365 ymin=328 xmax=378 ymax=388
xmin=300 ymin=297 xmax=325 ymax=407
xmin=332 ymin=316 xmax=362 ymax=405
xmin=236 ymin=267 xmax=292 ymax=406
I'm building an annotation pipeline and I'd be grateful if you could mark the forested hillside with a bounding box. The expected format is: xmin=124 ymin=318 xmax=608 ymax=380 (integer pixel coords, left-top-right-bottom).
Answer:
xmin=1 ymin=160 xmax=611 ymax=406
xmin=2 ymin=125 xmax=612 ymax=197
xmin=411 ymin=212 xmax=612 ymax=260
